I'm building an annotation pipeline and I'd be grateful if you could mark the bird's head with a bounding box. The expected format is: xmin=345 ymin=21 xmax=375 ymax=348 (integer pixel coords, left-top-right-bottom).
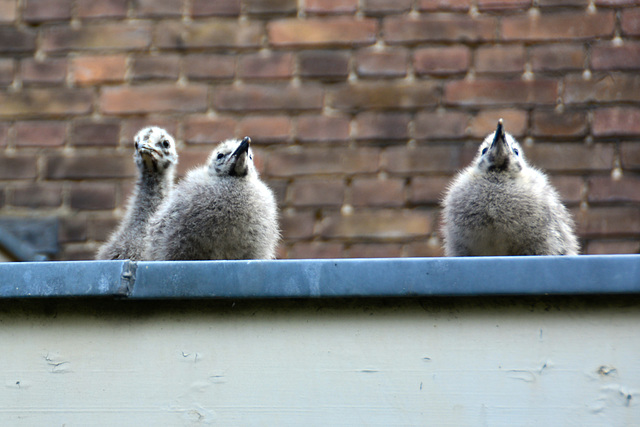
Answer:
xmin=208 ymin=137 xmax=256 ymax=179
xmin=133 ymin=126 xmax=178 ymax=173
xmin=475 ymin=119 xmax=525 ymax=176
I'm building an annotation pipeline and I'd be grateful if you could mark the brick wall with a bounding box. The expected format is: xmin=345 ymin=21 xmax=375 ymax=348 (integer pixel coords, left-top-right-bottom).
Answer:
xmin=0 ymin=0 xmax=639 ymax=260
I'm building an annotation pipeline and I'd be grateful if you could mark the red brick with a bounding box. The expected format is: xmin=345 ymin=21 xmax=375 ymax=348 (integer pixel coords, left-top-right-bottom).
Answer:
xmin=0 ymin=27 xmax=36 ymax=53
xmin=469 ymin=109 xmax=528 ymax=138
xmin=156 ymin=20 xmax=263 ymax=49
xmin=0 ymin=89 xmax=93 ymax=118
xmin=304 ymin=0 xmax=358 ymax=14
xmin=11 ymin=183 xmax=63 ymax=208
xmin=320 ymin=210 xmax=431 ymax=239
xmin=45 ymin=155 xmax=135 ymax=179
xmin=185 ymin=54 xmax=235 ymax=80
xmin=525 ymin=143 xmax=614 ymax=172
xmin=133 ymin=0 xmax=183 ymax=17
xmin=176 ymin=150 xmax=210 ymax=176
xmin=0 ymin=123 xmax=8 ymax=146
xmin=532 ymin=111 xmax=588 ymax=138
xmin=383 ymin=15 xmax=497 ymax=44
xmin=328 ymin=81 xmax=439 ymax=112
xmin=88 ymin=217 xmax=120 ymax=241
xmin=537 ymin=0 xmax=588 ymax=5
xmin=0 ymin=0 xmax=17 ymax=22
xmin=595 ymin=0 xmax=640 ymax=5
xmin=266 ymin=147 xmax=380 ymax=176
xmin=0 ymin=58 xmax=13 ymax=86
xmin=475 ymin=45 xmax=525 ymax=74
xmin=418 ymin=0 xmax=470 ymax=11
xmin=298 ymin=50 xmax=349 ymax=80
xmin=280 ymin=210 xmax=316 ymax=239
xmin=70 ymin=183 xmax=116 ymax=211
xmin=21 ymin=58 xmax=67 ymax=85
xmin=355 ymin=48 xmax=408 ymax=78
xmin=548 ymin=175 xmax=584 ymax=204
xmin=191 ymin=0 xmax=240 ymax=16
xmin=362 ymin=0 xmax=412 ymax=15
xmin=589 ymin=175 xmax=640 ymax=202
xmin=296 ymin=115 xmax=350 ymax=142
xmin=289 ymin=179 xmax=345 ymax=207
xmin=121 ymin=118 xmax=178 ymax=143
xmin=264 ymin=178 xmax=288 ymax=205
xmin=239 ymin=52 xmax=294 ymax=80
xmin=502 ymin=11 xmax=615 ymax=40
xmin=268 ymin=17 xmax=377 ymax=47
xmin=72 ymin=121 xmax=120 ymax=146
xmin=101 ymin=84 xmax=208 ymax=114
xmin=414 ymin=46 xmax=470 ymax=75
xmin=592 ymin=42 xmax=640 ymax=71
xmin=352 ymin=178 xmax=405 ymax=207
xmin=42 ymin=23 xmax=152 ymax=52
xmin=621 ymin=142 xmax=640 ymax=170
xmin=406 ymin=238 xmax=445 ymax=257
xmin=288 ymin=242 xmax=344 ymax=259
xmin=15 ymin=121 xmax=66 ymax=147
xmin=245 ymin=0 xmax=297 ymax=14
xmin=415 ymin=111 xmax=469 ymax=140
xmin=132 ymin=55 xmax=180 ymax=81
xmin=478 ymin=0 xmax=531 ymax=10
xmin=586 ymin=240 xmax=639 ymax=255
xmin=238 ymin=116 xmax=292 ymax=143
xmin=593 ymin=107 xmax=640 ymax=137
xmin=354 ymin=112 xmax=410 ymax=140
xmin=564 ymin=74 xmax=640 ymax=104
xmin=446 ymin=79 xmax=557 ymax=106
xmin=184 ymin=116 xmax=236 ymax=145
xmin=622 ymin=8 xmax=640 ymax=35
xmin=384 ymin=145 xmax=463 ymax=174
xmin=71 ymin=55 xmax=126 ymax=85
xmin=577 ymin=206 xmax=640 ymax=236
xmin=409 ymin=176 xmax=450 ymax=204
xmin=58 ymin=217 xmax=87 ymax=243
xmin=77 ymin=0 xmax=128 ymax=18
xmin=531 ymin=44 xmax=584 ymax=72
xmin=0 ymin=156 xmax=37 ymax=179
xmin=348 ymin=243 xmax=403 ymax=258
xmin=213 ymin=83 xmax=323 ymax=112
xmin=23 ymin=0 xmax=72 ymax=22
xmin=59 ymin=245 xmax=99 ymax=261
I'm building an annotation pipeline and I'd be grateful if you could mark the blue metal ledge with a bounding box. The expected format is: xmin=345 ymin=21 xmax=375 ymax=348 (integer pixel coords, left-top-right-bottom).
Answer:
xmin=0 ymin=255 xmax=638 ymax=298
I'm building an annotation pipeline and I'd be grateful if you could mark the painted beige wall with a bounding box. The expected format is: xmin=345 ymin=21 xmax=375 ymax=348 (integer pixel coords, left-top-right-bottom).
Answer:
xmin=1 ymin=298 xmax=639 ymax=426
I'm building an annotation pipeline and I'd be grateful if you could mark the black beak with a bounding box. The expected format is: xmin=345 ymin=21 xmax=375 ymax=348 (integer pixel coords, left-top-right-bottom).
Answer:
xmin=490 ymin=118 xmax=507 ymax=155
xmin=233 ymin=136 xmax=251 ymax=157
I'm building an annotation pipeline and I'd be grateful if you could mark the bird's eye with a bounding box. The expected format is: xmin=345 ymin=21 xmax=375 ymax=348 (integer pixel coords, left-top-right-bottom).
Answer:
xmin=481 ymin=147 xmax=488 ymax=155
xmin=162 ymin=140 xmax=170 ymax=148
xmin=513 ymin=148 xmax=519 ymax=156
xmin=217 ymin=153 xmax=224 ymax=160
xmin=134 ymin=142 xmax=139 ymax=150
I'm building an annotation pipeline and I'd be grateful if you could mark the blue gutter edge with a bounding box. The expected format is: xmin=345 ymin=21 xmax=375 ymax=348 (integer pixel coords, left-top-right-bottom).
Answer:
xmin=0 ymin=255 xmax=638 ymax=299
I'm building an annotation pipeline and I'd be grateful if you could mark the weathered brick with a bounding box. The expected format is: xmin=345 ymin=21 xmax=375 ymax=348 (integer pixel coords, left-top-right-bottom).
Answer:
xmin=266 ymin=147 xmax=380 ymax=176
xmin=156 ymin=20 xmax=263 ymax=49
xmin=409 ymin=176 xmax=450 ymax=204
xmin=191 ymin=0 xmax=240 ymax=16
xmin=577 ymin=206 xmax=640 ymax=236
xmin=0 ymin=27 xmax=36 ymax=53
xmin=621 ymin=142 xmax=640 ymax=170
xmin=0 ymin=123 xmax=8 ymax=146
xmin=328 ymin=81 xmax=439 ymax=112
xmin=288 ymin=242 xmax=344 ymax=259
xmin=0 ymin=0 xmax=17 ymax=22
xmin=406 ymin=238 xmax=445 ymax=257
xmin=280 ymin=210 xmax=316 ymax=239
xmin=88 ymin=217 xmax=120 ymax=241
xmin=23 ymin=0 xmax=71 ymax=22
xmin=298 ymin=50 xmax=349 ymax=80
xmin=595 ymin=0 xmax=640 ymax=6
xmin=320 ymin=210 xmax=431 ymax=239
xmin=586 ymin=240 xmax=639 ymax=255
xmin=502 ymin=11 xmax=615 ymax=40
xmin=71 ymin=55 xmax=126 ymax=85
xmin=548 ymin=175 xmax=584 ymax=204
xmin=175 ymin=150 xmax=210 ymax=176
xmin=414 ymin=46 xmax=470 ymax=75
xmin=622 ymin=8 xmax=640 ymax=35
xmin=296 ymin=115 xmax=350 ymax=142
xmin=418 ymin=0 xmax=470 ymax=11
xmin=76 ymin=0 xmax=128 ymax=18
xmin=469 ymin=109 xmax=528 ymax=139
xmin=72 ymin=121 xmax=120 ymax=146
xmin=475 ymin=45 xmax=525 ymax=74
xmin=59 ymin=244 xmax=99 ymax=261
xmin=354 ymin=112 xmax=410 ymax=140
xmin=384 ymin=145 xmax=463 ymax=174
xmin=564 ymin=73 xmax=640 ymax=104
xmin=289 ymin=178 xmax=345 ymax=207
xmin=238 ymin=116 xmax=292 ymax=143
xmin=537 ymin=0 xmax=588 ymax=5
xmin=11 ymin=183 xmax=63 ymax=208
xmin=531 ymin=44 xmax=584 ymax=72
xmin=245 ymin=0 xmax=297 ymax=14
xmin=21 ymin=58 xmax=67 ymax=85
xmin=133 ymin=0 xmax=183 ymax=17
xmin=0 ymin=58 xmax=13 ymax=86
xmin=213 ymin=83 xmax=323 ymax=112
xmin=355 ymin=48 xmax=408 ymax=78
xmin=268 ymin=17 xmax=377 ymax=47
xmin=185 ymin=54 xmax=235 ymax=80
xmin=45 ymin=155 xmax=135 ymax=179
xmin=42 ymin=23 xmax=151 ymax=52
xmin=121 ymin=118 xmax=178 ymax=143
xmin=184 ymin=116 xmax=236 ymax=144
xmin=132 ymin=55 xmax=180 ymax=81
xmin=532 ymin=111 xmax=588 ymax=138
xmin=352 ymin=178 xmax=404 ymax=207
xmin=525 ymin=143 xmax=614 ymax=172
xmin=0 ymin=156 xmax=37 ymax=179
xmin=304 ymin=0 xmax=358 ymax=14
xmin=478 ymin=0 xmax=531 ymax=10
xmin=362 ymin=0 xmax=412 ymax=15
xmin=415 ymin=111 xmax=469 ymax=140
xmin=101 ymin=84 xmax=208 ymax=114
xmin=58 ymin=217 xmax=87 ymax=243
xmin=348 ymin=243 xmax=403 ymax=258
xmin=15 ymin=121 xmax=66 ymax=147
xmin=589 ymin=175 xmax=640 ymax=202
xmin=593 ymin=107 xmax=640 ymax=137
xmin=70 ymin=183 xmax=116 ymax=211
xmin=592 ymin=42 xmax=640 ymax=71
xmin=264 ymin=178 xmax=287 ymax=204
xmin=0 ymin=89 xmax=93 ymax=118
xmin=445 ymin=79 xmax=558 ymax=106
xmin=239 ymin=52 xmax=294 ymax=80
xmin=383 ymin=15 xmax=496 ymax=44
